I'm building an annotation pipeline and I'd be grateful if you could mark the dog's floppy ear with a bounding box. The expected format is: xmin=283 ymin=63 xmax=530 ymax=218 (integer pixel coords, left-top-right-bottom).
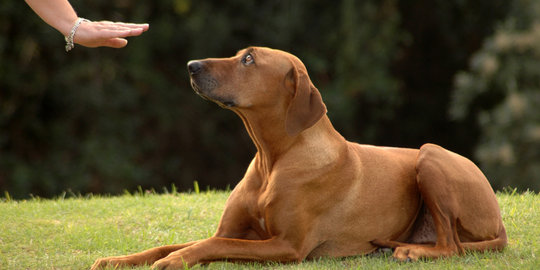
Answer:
xmin=285 ymin=66 xmax=327 ymax=136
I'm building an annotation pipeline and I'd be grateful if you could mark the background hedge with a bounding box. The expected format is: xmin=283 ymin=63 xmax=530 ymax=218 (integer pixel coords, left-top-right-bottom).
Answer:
xmin=3 ymin=0 xmax=537 ymax=198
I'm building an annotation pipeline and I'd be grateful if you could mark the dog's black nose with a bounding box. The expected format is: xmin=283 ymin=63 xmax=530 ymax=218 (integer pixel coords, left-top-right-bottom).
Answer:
xmin=187 ymin=61 xmax=203 ymax=75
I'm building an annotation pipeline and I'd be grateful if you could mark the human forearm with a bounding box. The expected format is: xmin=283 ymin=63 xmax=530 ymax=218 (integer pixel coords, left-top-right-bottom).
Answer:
xmin=25 ymin=0 xmax=78 ymax=36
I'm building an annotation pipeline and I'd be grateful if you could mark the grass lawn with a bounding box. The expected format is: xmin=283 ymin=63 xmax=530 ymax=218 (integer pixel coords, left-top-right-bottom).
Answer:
xmin=0 ymin=190 xmax=538 ymax=269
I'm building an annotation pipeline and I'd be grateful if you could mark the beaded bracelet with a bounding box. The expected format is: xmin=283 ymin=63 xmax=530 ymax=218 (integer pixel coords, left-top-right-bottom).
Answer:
xmin=65 ymin=18 xmax=90 ymax=52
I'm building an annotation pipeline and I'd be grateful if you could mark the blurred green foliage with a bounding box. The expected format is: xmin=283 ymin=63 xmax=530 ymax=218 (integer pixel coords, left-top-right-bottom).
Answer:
xmin=451 ymin=0 xmax=540 ymax=191
xmin=0 ymin=0 xmax=520 ymax=198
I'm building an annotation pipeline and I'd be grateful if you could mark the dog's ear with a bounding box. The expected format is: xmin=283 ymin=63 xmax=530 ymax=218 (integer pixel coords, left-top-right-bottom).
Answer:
xmin=285 ymin=66 xmax=327 ymax=136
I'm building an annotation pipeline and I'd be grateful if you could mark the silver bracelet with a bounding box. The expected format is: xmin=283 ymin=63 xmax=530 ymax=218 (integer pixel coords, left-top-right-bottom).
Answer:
xmin=65 ymin=18 xmax=90 ymax=52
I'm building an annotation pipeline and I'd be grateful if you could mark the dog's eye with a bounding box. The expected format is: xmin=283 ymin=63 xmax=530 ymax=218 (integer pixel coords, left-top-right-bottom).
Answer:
xmin=242 ymin=53 xmax=254 ymax=65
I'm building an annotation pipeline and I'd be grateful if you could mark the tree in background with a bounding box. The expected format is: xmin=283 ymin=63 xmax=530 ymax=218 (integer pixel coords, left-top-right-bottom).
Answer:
xmin=0 ymin=0 xmax=515 ymax=198
xmin=0 ymin=0 xmax=405 ymax=198
xmin=451 ymin=0 xmax=540 ymax=191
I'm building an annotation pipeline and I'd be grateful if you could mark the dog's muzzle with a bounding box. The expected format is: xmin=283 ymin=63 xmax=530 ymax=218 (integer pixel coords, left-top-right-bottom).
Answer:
xmin=187 ymin=60 xmax=214 ymax=100
xmin=187 ymin=60 xmax=235 ymax=108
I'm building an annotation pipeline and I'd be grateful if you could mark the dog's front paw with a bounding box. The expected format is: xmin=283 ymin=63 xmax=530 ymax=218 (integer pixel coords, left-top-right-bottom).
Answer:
xmin=90 ymin=256 xmax=130 ymax=270
xmin=151 ymin=257 xmax=186 ymax=270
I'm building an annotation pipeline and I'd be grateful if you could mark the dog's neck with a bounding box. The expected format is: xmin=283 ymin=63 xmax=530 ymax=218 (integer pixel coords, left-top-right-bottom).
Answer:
xmin=233 ymin=110 xmax=345 ymax=177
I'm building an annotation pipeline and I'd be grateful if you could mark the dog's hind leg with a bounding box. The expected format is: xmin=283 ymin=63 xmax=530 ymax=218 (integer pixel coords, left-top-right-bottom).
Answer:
xmin=392 ymin=144 xmax=506 ymax=261
xmin=460 ymin=224 xmax=507 ymax=252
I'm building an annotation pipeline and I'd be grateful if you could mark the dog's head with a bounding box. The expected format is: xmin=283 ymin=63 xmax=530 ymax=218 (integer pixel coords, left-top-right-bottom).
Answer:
xmin=187 ymin=47 xmax=326 ymax=136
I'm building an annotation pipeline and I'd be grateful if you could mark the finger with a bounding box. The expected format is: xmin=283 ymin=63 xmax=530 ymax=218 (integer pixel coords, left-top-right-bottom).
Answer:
xmin=111 ymin=23 xmax=149 ymax=32
xmin=139 ymin=23 xmax=149 ymax=32
xmin=93 ymin=22 xmax=150 ymax=35
xmin=103 ymin=38 xmax=128 ymax=48
xmin=95 ymin=21 xmax=149 ymax=31
xmin=92 ymin=28 xmax=145 ymax=40
xmin=93 ymin=23 xmax=143 ymax=32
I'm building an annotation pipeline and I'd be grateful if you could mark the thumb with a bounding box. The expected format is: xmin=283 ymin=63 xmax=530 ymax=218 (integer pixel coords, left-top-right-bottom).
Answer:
xmin=104 ymin=38 xmax=128 ymax=48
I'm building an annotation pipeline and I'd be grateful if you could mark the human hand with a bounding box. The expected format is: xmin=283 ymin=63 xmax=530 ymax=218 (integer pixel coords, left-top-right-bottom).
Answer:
xmin=73 ymin=20 xmax=149 ymax=48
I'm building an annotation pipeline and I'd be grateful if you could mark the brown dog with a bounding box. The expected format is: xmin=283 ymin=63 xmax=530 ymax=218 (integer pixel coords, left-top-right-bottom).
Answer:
xmin=92 ymin=47 xmax=506 ymax=269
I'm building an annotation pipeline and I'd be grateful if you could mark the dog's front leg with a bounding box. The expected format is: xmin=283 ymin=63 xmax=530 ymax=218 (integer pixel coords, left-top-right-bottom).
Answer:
xmin=91 ymin=241 xmax=200 ymax=269
xmin=151 ymin=236 xmax=304 ymax=269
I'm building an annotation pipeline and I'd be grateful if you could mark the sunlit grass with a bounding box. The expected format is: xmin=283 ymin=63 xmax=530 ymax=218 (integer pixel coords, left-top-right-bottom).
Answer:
xmin=0 ymin=190 xmax=537 ymax=269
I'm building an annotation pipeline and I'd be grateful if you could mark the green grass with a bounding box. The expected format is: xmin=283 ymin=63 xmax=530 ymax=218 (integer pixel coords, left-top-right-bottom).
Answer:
xmin=0 ymin=190 xmax=538 ymax=269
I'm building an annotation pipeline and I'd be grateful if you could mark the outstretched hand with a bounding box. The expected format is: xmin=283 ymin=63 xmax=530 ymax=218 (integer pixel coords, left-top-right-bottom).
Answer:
xmin=74 ymin=20 xmax=149 ymax=48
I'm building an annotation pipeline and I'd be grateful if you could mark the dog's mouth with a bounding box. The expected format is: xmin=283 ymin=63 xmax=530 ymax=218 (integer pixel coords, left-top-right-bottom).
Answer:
xmin=190 ymin=79 xmax=236 ymax=108
xmin=190 ymin=80 xmax=210 ymax=101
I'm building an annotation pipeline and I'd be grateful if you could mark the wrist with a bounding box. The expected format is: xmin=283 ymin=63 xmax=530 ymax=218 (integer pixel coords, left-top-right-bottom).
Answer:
xmin=58 ymin=16 xmax=79 ymax=36
xmin=65 ymin=18 xmax=89 ymax=52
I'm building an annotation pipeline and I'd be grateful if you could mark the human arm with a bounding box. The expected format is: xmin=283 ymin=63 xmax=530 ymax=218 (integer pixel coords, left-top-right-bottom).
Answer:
xmin=25 ymin=0 xmax=149 ymax=49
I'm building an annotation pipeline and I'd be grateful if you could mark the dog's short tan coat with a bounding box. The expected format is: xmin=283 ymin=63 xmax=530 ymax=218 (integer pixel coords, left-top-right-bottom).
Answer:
xmin=92 ymin=47 xmax=506 ymax=269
